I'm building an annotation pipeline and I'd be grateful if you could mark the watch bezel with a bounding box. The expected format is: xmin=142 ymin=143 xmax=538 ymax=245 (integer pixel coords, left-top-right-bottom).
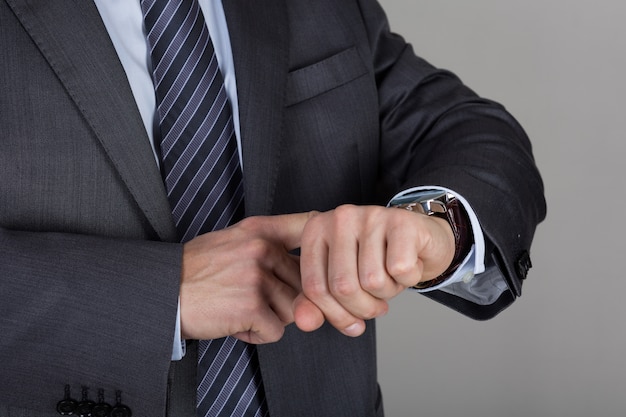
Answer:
xmin=391 ymin=190 xmax=455 ymax=217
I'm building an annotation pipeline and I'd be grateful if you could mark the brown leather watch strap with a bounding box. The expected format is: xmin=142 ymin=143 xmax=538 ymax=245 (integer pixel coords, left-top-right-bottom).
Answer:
xmin=412 ymin=198 xmax=473 ymax=289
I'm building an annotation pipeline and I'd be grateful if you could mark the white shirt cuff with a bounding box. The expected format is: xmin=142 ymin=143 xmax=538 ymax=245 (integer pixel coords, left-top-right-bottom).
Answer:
xmin=387 ymin=186 xmax=485 ymax=292
xmin=171 ymin=297 xmax=186 ymax=361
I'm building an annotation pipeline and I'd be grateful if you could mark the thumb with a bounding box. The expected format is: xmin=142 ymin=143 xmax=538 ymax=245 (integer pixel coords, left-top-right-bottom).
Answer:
xmin=293 ymin=293 xmax=325 ymax=332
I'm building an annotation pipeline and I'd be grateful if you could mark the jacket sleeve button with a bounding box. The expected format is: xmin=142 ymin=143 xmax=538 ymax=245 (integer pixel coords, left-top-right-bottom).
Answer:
xmin=91 ymin=388 xmax=112 ymax=417
xmin=110 ymin=404 xmax=132 ymax=417
xmin=77 ymin=387 xmax=95 ymax=417
xmin=57 ymin=385 xmax=77 ymax=415
xmin=110 ymin=391 xmax=132 ymax=417
xmin=56 ymin=399 xmax=77 ymax=415
xmin=92 ymin=402 xmax=112 ymax=417
xmin=76 ymin=400 xmax=95 ymax=417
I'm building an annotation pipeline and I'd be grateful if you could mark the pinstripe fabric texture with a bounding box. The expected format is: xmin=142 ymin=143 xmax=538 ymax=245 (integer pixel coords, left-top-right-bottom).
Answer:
xmin=140 ymin=0 xmax=268 ymax=415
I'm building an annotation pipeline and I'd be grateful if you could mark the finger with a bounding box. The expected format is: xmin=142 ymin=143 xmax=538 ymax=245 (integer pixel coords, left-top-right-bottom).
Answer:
xmin=326 ymin=221 xmax=388 ymax=320
xmin=236 ymin=242 xmax=300 ymax=325
xmin=385 ymin=211 xmax=429 ymax=286
xmin=386 ymin=233 xmax=423 ymax=287
xmin=293 ymin=293 xmax=325 ymax=332
xmin=231 ymin=309 xmax=286 ymax=344
xmin=234 ymin=233 xmax=302 ymax=292
xmin=255 ymin=211 xmax=319 ymax=251
xmin=269 ymin=247 xmax=303 ymax=292
xmin=231 ymin=270 xmax=301 ymax=344
xmin=357 ymin=223 xmax=404 ymax=299
xmin=300 ymin=222 xmax=366 ymax=337
xmin=418 ymin=215 xmax=456 ymax=279
xmin=265 ymin=266 xmax=300 ymax=325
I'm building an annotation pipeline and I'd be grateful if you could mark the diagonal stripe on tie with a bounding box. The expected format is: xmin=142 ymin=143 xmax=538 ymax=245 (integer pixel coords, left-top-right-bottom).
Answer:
xmin=140 ymin=0 xmax=268 ymax=415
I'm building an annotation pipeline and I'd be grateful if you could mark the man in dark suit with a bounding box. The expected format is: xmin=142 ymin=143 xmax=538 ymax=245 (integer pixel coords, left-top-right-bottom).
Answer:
xmin=0 ymin=0 xmax=545 ymax=416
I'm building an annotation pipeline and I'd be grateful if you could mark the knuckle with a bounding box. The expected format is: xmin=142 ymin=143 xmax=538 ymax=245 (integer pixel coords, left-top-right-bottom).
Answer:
xmin=303 ymin=212 xmax=327 ymax=235
xmin=301 ymin=218 xmax=325 ymax=246
xmin=238 ymin=216 xmax=261 ymax=231
xmin=329 ymin=274 xmax=358 ymax=298
xmin=387 ymin=259 xmax=416 ymax=279
xmin=360 ymin=271 xmax=385 ymax=293
xmin=263 ymin=325 xmax=285 ymax=344
xmin=243 ymin=237 xmax=273 ymax=260
xmin=360 ymin=304 xmax=381 ymax=320
xmin=303 ymin=278 xmax=327 ymax=299
xmin=333 ymin=204 xmax=357 ymax=222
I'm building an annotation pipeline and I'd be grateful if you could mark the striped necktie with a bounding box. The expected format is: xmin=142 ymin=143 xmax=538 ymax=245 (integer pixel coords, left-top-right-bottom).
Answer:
xmin=140 ymin=0 xmax=268 ymax=415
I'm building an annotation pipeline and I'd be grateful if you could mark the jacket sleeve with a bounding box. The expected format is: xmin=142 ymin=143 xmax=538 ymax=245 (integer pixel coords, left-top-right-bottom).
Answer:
xmin=358 ymin=0 xmax=547 ymax=319
xmin=0 ymin=227 xmax=182 ymax=416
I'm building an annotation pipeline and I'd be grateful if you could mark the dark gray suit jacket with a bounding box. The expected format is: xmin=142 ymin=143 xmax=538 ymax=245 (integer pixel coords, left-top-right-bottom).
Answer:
xmin=0 ymin=0 xmax=546 ymax=415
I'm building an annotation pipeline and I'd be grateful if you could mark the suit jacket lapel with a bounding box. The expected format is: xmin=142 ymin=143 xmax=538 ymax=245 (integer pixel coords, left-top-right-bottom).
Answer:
xmin=222 ymin=0 xmax=297 ymax=411
xmin=223 ymin=0 xmax=289 ymax=217
xmin=5 ymin=0 xmax=177 ymax=241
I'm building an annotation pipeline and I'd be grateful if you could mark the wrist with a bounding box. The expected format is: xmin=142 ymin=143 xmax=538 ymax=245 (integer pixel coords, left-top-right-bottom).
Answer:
xmin=392 ymin=192 xmax=473 ymax=289
xmin=428 ymin=215 xmax=456 ymax=278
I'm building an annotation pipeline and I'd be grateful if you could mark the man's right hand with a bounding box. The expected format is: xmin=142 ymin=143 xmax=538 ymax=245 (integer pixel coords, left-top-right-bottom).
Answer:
xmin=179 ymin=213 xmax=315 ymax=344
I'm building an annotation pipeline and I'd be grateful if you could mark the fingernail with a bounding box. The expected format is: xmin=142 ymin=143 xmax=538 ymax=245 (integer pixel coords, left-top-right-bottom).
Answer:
xmin=344 ymin=323 xmax=363 ymax=337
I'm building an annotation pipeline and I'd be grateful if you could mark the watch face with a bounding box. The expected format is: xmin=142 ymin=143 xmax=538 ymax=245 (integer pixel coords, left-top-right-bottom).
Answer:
xmin=391 ymin=190 xmax=453 ymax=217
xmin=390 ymin=189 xmax=448 ymax=207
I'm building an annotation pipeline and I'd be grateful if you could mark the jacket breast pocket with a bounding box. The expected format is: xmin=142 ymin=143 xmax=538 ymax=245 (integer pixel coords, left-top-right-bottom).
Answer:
xmin=285 ymin=46 xmax=369 ymax=107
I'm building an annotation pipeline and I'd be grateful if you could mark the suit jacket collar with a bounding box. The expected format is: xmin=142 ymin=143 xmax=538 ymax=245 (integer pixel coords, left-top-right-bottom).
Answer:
xmin=5 ymin=0 xmax=178 ymax=241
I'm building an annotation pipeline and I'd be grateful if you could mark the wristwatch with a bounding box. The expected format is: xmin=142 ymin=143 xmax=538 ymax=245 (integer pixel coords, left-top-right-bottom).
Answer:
xmin=391 ymin=190 xmax=472 ymax=289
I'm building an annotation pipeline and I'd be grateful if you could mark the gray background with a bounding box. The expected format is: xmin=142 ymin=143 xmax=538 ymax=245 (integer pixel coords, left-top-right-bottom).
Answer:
xmin=376 ymin=1 xmax=626 ymax=416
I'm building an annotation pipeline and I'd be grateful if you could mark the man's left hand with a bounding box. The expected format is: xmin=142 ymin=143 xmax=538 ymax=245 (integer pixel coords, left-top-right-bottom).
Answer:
xmin=293 ymin=205 xmax=455 ymax=337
